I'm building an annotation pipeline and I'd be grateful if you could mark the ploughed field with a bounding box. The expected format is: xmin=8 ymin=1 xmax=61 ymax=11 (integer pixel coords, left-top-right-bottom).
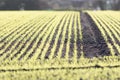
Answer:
xmin=0 ymin=11 xmax=120 ymax=80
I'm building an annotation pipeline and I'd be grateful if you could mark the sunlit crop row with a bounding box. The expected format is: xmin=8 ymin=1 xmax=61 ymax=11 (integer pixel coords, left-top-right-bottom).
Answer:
xmin=0 ymin=11 xmax=83 ymax=63
xmin=87 ymin=11 xmax=120 ymax=56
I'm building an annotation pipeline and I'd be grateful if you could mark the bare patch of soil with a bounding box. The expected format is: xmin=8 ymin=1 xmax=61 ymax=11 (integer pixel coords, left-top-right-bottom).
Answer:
xmin=81 ymin=12 xmax=110 ymax=58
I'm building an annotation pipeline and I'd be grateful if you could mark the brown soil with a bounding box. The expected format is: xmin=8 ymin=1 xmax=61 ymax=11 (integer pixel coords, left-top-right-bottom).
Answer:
xmin=81 ymin=12 xmax=110 ymax=58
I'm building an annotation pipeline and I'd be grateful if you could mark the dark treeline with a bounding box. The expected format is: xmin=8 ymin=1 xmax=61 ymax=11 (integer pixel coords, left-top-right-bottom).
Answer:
xmin=0 ymin=0 xmax=120 ymax=10
xmin=0 ymin=0 xmax=49 ymax=10
xmin=71 ymin=0 xmax=120 ymax=10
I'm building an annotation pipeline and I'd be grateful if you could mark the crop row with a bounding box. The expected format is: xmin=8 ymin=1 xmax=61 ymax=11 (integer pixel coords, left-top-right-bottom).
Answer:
xmin=0 ymin=11 xmax=83 ymax=62
xmin=87 ymin=11 xmax=120 ymax=56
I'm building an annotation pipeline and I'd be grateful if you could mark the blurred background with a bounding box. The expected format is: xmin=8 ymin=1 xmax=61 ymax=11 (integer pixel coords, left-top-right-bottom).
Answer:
xmin=0 ymin=0 xmax=120 ymax=10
